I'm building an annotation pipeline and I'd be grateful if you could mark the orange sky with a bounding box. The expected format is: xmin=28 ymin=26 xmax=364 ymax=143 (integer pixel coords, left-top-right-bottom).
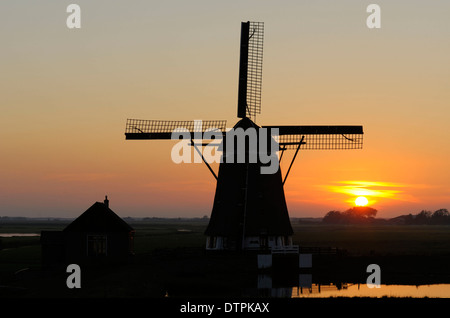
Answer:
xmin=1 ymin=1 xmax=450 ymax=218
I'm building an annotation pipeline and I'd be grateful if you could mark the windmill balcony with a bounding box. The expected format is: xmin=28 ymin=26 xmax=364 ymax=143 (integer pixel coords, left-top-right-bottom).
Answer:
xmin=205 ymin=235 xmax=295 ymax=251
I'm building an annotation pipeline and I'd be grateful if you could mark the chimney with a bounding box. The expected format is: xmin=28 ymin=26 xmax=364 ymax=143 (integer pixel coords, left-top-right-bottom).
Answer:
xmin=104 ymin=195 xmax=109 ymax=208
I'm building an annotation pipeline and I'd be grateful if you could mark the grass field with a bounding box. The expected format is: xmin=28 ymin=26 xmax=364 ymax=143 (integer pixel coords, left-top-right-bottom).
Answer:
xmin=2 ymin=219 xmax=450 ymax=256
xmin=1 ymin=219 xmax=450 ymax=298
xmin=291 ymin=223 xmax=450 ymax=255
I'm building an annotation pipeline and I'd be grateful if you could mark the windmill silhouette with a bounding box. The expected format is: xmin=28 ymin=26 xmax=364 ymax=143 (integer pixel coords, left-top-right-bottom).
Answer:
xmin=125 ymin=21 xmax=364 ymax=251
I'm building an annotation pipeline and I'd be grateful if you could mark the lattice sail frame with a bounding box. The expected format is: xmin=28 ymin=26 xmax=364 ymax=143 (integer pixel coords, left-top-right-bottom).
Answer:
xmin=125 ymin=119 xmax=227 ymax=140
xmin=125 ymin=120 xmax=363 ymax=150
xmin=246 ymin=21 xmax=264 ymax=121
xmin=264 ymin=125 xmax=364 ymax=150
xmin=277 ymin=133 xmax=363 ymax=150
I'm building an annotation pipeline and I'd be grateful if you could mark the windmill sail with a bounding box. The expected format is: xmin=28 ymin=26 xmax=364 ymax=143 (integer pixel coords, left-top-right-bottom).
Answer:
xmin=237 ymin=21 xmax=264 ymax=121
xmin=263 ymin=125 xmax=364 ymax=150
xmin=125 ymin=119 xmax=227 ymax=140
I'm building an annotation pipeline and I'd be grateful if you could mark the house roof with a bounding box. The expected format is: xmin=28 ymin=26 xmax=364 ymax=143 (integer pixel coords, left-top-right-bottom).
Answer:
xmin=63 ymin=202 xmax=134 ymax=233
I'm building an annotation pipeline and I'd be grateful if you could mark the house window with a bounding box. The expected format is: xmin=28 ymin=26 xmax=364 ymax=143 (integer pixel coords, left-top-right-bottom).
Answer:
xmin=282 ymin=236 xmax=291 ymax=246
xmin=208 ymin=236 xmax=217 ymax=249
xmin=87 ymin=235 xmax=107 ymax=256
xmin=260 ymin=236 xmax=268 ymax=249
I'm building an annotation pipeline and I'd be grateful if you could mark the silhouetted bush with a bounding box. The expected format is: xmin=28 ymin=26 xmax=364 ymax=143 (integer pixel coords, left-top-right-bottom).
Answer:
xmin=403 ymin=209 xmax=450 ymax=225
xmin=323 ymin=207 xmax=378 ymax=224
xmin=322 ymin=211 xmax=343 ymax=224
xmin=431 ymin=209 xmax=450 ymax=224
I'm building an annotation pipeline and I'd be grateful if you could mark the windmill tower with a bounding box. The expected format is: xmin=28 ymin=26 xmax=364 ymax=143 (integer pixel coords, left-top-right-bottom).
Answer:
xmin=125 ymin=21 xmax=364 ymax=251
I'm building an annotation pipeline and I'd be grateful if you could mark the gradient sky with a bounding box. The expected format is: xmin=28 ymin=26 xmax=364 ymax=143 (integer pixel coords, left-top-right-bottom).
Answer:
xmin=1 ymin=1 xmax=450 ymax=218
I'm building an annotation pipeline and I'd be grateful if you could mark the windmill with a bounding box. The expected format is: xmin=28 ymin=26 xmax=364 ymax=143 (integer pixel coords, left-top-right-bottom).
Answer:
xmin=125 ymin=21 xmax=363 ymax=251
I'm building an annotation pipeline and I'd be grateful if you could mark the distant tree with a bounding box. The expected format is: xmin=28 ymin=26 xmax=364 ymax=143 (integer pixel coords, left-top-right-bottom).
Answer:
xmin=345 ymin=206 xmax=378 ymax=218
xmin=323 ymin=211 xmax=343 ymax=224
xmin=415 ymin=210 xmax=432 ymax=224
xmin=322 ymin=207 xmax=378 ymax=224
xmin=431 ymin=209 xmax=450 ymax=224
xmin=432 ymin=208 xmax=449 ymax=218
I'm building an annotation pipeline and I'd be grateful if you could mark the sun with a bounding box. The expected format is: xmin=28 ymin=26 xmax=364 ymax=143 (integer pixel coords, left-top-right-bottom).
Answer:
xmin=355 ymin=196 xmax=369 ymax=207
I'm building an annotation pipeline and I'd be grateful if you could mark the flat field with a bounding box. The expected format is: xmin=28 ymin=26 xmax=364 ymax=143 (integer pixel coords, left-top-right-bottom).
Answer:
xmin=1 ymin=219 xmax=450 ymax=298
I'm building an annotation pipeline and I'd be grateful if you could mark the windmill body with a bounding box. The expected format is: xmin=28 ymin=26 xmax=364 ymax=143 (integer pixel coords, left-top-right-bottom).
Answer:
xmin=125 ymin=21 xmax=364 ymax=252
xmin=204 ymin=117 xmax=293 ymax=251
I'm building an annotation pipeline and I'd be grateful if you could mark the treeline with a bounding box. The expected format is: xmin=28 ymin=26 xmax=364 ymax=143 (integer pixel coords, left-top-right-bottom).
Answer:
xmin=322 ymin=207 xmax=450 ymax=225
xmin=398 ymin=209 xmax=450 ymax=225
xmin=322 ymin=207 xmax=378 ymax=224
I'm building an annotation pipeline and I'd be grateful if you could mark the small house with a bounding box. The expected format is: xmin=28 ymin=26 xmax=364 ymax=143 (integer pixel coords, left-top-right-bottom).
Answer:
xmin=41 ymin=196 xmax=135 ymax=267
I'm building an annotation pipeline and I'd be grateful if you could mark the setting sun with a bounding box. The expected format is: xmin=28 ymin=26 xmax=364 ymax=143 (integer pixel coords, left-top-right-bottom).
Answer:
xmin=355 ymin=196 xmax=369 ymax=207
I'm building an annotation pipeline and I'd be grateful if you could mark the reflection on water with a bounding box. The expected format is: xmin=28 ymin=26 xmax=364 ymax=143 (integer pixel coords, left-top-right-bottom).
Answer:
xmin=255 ymin=274 xmax=450 ymax=298
xmin=292 ymin=283 xmax=450 ymax=298
xmin=0 ymin=233 xmax=40 ymax=237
